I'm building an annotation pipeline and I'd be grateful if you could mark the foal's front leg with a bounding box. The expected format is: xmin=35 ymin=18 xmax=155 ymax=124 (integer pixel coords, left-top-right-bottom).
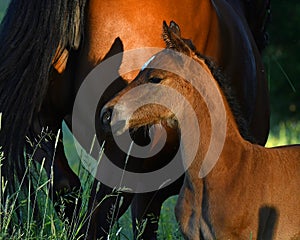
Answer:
xmin=175 ymin=176 xmax=205 ymax=240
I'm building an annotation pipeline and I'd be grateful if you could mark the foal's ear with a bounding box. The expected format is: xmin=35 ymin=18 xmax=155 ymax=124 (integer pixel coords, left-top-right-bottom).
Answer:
xmin=162 ymin=21 xmax=193 ymax=56
xmin=169 ymin=20 xmax=181 ymax=37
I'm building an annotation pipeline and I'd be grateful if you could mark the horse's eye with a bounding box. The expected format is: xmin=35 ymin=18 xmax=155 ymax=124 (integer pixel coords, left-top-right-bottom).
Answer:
xmin=149 ymin=77 xmax=163 ymax=84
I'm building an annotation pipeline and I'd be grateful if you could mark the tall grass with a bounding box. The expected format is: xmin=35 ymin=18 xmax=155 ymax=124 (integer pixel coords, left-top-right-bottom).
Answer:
xmin=0 ymin=129 xmax=84 ymax=239
xmin=0 ymin=122 xmax=182 ymax=239
xmin=1 ymin=120 xmax=299 ymax=239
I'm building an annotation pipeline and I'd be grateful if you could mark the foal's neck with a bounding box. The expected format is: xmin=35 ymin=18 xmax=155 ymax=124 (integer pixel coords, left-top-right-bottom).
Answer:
xmin=180 ymin=60 xmax=250 ymax=178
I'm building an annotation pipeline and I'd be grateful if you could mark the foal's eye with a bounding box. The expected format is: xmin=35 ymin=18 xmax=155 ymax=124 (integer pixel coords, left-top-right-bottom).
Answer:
xmin=148 ymin=77 xmax=163 ymax=84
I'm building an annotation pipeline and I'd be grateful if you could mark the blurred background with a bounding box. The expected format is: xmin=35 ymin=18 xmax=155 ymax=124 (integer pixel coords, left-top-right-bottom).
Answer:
xmin=263 ymin=0 xmax=300 ymax=145
xmin=0 ymin=0 xmax=299 ymax=144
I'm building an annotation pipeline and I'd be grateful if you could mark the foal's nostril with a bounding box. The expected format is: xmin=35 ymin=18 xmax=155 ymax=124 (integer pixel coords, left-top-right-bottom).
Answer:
xmin=101 ymin=107 xmax=113 ymax=126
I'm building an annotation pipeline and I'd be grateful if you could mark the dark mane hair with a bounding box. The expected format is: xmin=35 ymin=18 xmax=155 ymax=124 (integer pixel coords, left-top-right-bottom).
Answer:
xmin=243 ymin=0 xmax=271 ymax=52
xmin=0 ymin=0 xmax=86 ymax=194
xmin=162 ymin=20 xmax=256 ymax=143
xmin=196 ymin=52 xmax=256 ymax=143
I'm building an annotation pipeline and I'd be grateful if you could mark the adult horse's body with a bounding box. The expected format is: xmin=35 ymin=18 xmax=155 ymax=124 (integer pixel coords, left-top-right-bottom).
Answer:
xmin=101 ymin=21 xmax=300 ymax=240
xmin=0 ymin=0 xmax=270 ymax=239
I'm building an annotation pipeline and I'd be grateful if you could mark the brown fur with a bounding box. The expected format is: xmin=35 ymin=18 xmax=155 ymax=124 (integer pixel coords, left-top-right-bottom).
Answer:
xmin=79 ymin=1 xmax=270 ymax=238
xmin=76 ymin=0 xmax=269 ymax=144
xmin=102 ymin=22 xmax=300 ymax=240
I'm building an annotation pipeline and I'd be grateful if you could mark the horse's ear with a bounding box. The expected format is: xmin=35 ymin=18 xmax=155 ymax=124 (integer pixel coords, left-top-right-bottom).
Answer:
xmin=102 ymin=37 xmax=124 ymax=63
xmin=100 ymin=37 xmax=124 ymax=81
xmin=162 ymin=21 xmax=193 ymax=56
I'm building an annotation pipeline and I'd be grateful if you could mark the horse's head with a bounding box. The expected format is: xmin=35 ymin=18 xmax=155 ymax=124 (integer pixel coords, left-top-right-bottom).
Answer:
xmin=100 ymin=21 xmax=212 ymax=136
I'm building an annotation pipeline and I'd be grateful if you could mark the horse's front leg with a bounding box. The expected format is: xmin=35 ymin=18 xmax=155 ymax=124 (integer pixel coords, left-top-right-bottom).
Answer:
xmin=29 ymin=113 xmax=82 ymax=224
xmin=50 ymin=139 xmax=83 ymax=223
xmin=128 ymin=175 xmax=163 ymax=239
xmin=131 ymin=192 xmax=161 ymax=240
xmin=131 ymin=175 xmax=184 ymax=240
xmin=82 ymin=182 xmax=133 ymax=239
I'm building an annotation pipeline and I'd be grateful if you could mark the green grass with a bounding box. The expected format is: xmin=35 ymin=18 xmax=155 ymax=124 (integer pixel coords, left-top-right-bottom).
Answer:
xmin=266 ymin=120 xmax=300 ymax=147
xmin=0 ymin=121 xmax=299 ymax=239
xmin=0 ymin=125 xmax=182 ymax=239
xmin=0 ymin=130 xmax=88 ymax=239
xmin=62 ymin=121 xmax=183 ymax=239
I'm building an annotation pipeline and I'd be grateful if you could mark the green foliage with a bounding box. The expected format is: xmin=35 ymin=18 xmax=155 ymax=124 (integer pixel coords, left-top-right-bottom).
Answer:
xmin=266 ymin=120 xmax=300 ymax=147
xmin=0 ymin=0 xmax=9 ymax=22
xmin=158 ymin=196 xmax=183 ymax=240
xmin=263 ymin=1 xmax=300 ymax=125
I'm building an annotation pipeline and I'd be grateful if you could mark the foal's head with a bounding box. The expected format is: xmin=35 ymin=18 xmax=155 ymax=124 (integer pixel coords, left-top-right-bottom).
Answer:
xmin=100 ymin=21 xmax=214 ymax=135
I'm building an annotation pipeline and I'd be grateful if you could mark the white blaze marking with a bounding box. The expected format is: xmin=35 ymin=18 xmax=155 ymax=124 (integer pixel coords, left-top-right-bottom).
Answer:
xmin=141 ymin=56 xmax=156 ymax=70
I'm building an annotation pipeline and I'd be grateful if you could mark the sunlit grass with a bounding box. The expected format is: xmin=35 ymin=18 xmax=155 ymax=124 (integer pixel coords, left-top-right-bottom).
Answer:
xmin=266 ymin=121 xmax=300 ymax=147
xmin=0 ymin=129 xmax=87 ymax=239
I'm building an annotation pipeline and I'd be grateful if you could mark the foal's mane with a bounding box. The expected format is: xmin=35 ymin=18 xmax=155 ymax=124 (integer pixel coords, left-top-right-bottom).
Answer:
xmin=162 ymin=20 xmax=255 ymax=143
xmin=195 ymin=52 xmax=255 ymax=143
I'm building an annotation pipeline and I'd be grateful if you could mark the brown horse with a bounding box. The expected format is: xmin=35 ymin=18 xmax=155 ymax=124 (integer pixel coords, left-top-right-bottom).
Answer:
xmin=100 ymin=21 xmax=300 ymax=240
xmin=74 ymin=1 xmax=271 ymax=238
xmin=0 ymin=0 xmax=270 ymax=239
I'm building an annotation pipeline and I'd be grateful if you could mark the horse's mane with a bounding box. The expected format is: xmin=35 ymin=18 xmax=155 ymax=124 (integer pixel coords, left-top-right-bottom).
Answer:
xmin=0 ymin=0 xmax=86 ymax=193
xmin=243 ymin=0 xmax=271 ymax=52
xmin=196 ymin=52 xmax=256 ymax=143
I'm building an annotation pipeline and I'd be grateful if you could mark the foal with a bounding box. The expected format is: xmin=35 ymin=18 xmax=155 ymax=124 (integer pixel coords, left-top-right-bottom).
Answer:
xmin=100 ymin=22 xmax=300 ymax=239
